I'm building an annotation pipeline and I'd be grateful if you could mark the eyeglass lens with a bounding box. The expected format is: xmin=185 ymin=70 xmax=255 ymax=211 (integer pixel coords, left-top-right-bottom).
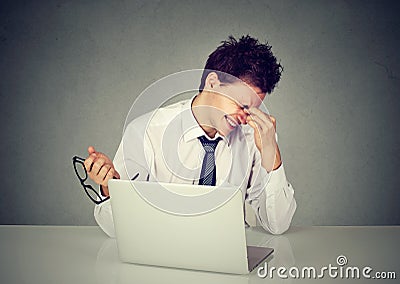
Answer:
xmin=73 ymin=158 xmax=88 ymax=182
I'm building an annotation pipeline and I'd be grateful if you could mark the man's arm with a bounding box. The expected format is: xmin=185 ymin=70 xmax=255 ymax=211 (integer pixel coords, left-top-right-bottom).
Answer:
xmin=245 ymin=139 xmax=297 ymax=234
xmin=245 ymin=108 xmax=296 ymax=234
xmin=93 ymin=119 xmax=152 ymax=238
xmin=82 ymin=145 xmax=119 ymax=238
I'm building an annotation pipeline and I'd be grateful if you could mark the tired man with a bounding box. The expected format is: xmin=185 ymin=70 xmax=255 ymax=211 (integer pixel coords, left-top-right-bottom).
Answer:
xmin=84 ymin=35 xmax=297 ymax=237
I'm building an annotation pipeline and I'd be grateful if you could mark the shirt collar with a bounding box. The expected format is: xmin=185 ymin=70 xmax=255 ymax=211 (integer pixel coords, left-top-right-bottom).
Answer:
xmin=181 ymin=95 xmax=229 ymax=144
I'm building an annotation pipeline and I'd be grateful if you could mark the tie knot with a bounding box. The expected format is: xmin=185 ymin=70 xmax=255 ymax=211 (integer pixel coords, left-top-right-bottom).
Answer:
xmin=198 ymin=135 xmax=221 ymax=153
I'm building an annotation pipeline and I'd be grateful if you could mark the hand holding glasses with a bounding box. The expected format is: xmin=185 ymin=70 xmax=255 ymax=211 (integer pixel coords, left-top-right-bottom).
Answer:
xmin=72 ymin=155 xmax=140 ymax=204
xmin=72 ymin=156 xmax=110 ymax=204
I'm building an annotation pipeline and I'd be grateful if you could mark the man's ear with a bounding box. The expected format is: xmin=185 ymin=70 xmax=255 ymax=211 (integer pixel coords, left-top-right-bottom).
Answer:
xmin=204 ymin=72 xmax=221 ymax=89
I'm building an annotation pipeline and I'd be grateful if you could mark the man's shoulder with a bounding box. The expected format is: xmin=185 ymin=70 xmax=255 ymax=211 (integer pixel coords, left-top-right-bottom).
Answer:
xmin=124 ymin=99 xmax=190 ymax=134
xmin=149 ymin=99 xmax=190 ymax=125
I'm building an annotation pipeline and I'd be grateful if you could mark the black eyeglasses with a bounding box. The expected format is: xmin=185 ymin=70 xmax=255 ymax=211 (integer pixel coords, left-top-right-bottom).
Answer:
xmin=72 ymin=156 xmax=110 ymax=205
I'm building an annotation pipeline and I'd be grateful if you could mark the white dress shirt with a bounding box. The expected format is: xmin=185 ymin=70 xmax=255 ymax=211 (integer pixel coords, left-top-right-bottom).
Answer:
xmin=94 ymin=98 xmax=296 ymax=237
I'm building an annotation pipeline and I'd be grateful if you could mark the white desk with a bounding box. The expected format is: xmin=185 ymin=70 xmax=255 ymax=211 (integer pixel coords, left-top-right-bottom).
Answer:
xmin=0 ymin=226 xmax=398 ymax=283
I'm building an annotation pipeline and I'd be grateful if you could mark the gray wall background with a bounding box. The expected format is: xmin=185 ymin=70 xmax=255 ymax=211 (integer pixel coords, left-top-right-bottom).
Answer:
xmin=1 ymin=0 xmax=399 ymax=226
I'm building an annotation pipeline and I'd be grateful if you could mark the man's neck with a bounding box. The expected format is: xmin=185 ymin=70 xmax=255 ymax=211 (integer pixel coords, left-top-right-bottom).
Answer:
xmin=191 ymin=92 xmax=218 ymax=138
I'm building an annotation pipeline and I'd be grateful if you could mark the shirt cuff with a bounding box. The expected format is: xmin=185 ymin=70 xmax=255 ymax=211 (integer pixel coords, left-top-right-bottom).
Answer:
xmin=263 ymin=163 xmax=289 ymax=197
xmin=94 ymin=200 xmax=116 ymax=238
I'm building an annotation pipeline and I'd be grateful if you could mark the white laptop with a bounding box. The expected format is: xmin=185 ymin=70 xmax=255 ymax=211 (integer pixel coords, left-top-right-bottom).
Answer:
xmin=108 ymin=179 xmax=273 ymax=274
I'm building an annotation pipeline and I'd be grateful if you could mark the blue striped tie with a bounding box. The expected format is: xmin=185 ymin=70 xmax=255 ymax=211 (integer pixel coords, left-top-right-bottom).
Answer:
xmin=198 ymin=135 xmax=221 ymax=186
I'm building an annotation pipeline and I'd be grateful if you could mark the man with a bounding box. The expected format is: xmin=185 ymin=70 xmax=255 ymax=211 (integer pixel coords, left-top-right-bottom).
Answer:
xmin=84 ymin=35 xmax=296 ymax=237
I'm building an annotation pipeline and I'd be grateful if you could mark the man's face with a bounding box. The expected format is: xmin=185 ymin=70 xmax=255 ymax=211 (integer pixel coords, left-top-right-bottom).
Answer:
xmin=210 ymin=81 xmax=266 ymax=136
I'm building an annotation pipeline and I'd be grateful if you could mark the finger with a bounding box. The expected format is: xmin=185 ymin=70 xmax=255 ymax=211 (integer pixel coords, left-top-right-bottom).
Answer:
xmin=84 ymin=154 xmax=96 ymax=172
xmin=88 ymin=146 xmax=96 ymax=155
xmin=113 ymin=169 xmax=120 ymax=179
xmin=270 ymin=115 xmax=277 ymax=130
xmin=103 ymin=168 xmax=115 ymax=186
xmin=98 ymin=164 xmax=111 ymax=181
xmin=92 ymin=158 xmax=106 ymax=175
xmin=249 ymin=109 xmax=275 ymax=131
xmin=247 ymin=107 xmax=271 ymax=125
xmin=246 ymin=115 xmax=265 ymax=132
xmin=247 ymin=120 xmax=263 ymax=148
xmin=88 ymin=149 xmax=111 ymax=164
xmin=245 ymin=107 xmax=265 ymax=117
xmin=247 ymin=119 xmax=263 ymax=133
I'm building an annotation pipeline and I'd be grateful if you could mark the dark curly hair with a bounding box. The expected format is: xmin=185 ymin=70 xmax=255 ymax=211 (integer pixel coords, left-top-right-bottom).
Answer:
xmin=199 ymin=35 xmax=283 ymax=94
